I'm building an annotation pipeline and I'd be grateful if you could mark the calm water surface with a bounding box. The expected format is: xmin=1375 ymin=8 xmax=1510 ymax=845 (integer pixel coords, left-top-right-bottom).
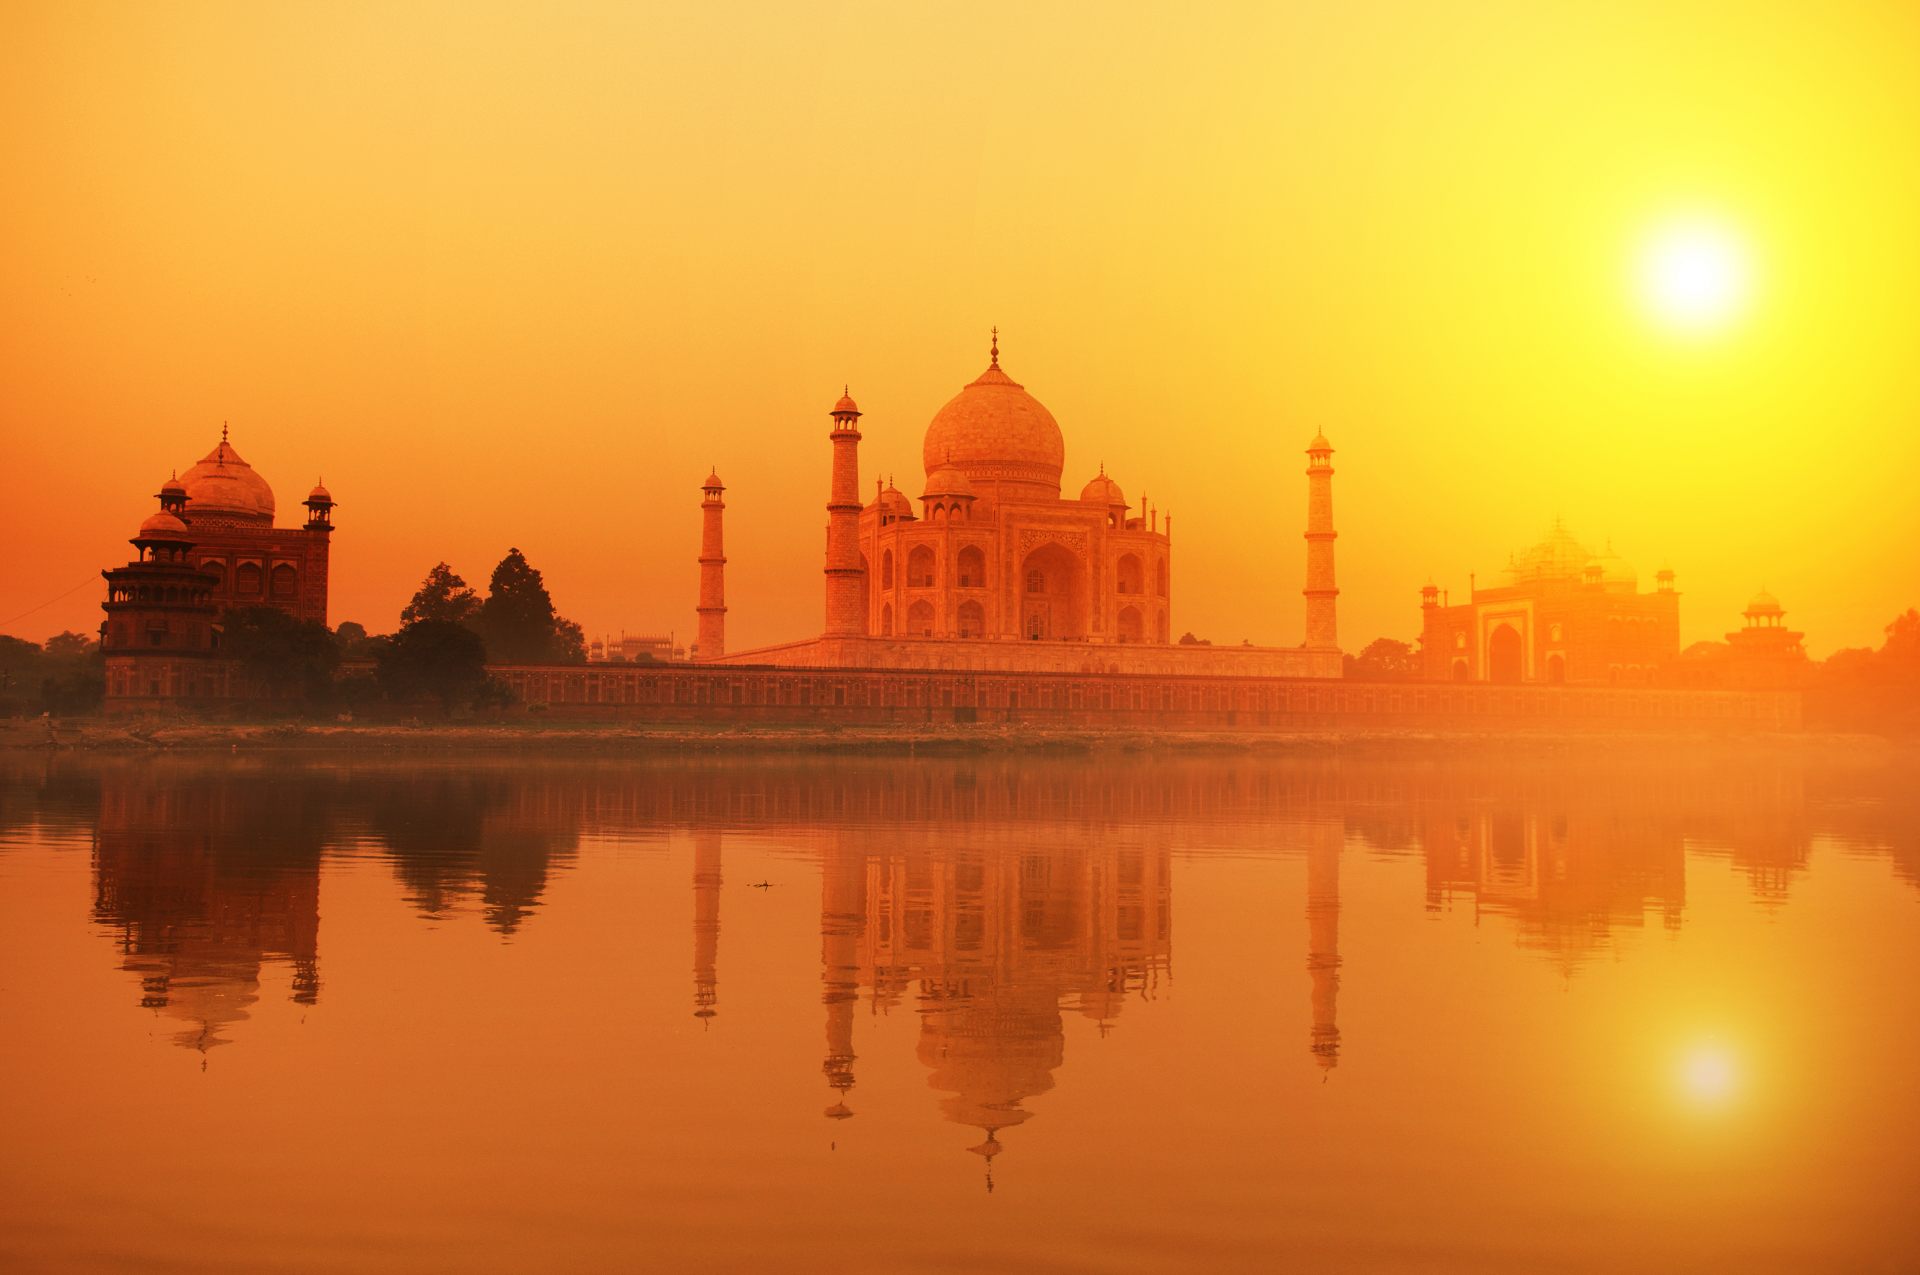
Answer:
xmin=1 ymin=750 xmax=1917 ymax=1273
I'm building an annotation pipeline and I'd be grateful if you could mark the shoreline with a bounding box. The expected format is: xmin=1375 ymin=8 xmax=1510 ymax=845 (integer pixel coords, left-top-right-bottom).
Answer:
xmin=1 ymin=716 xmax=1901 ymax=759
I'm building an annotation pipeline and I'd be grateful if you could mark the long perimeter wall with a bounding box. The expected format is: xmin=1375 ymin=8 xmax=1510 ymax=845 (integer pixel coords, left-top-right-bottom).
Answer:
xmin=491 ymin=663 xmax=1801 ymax=732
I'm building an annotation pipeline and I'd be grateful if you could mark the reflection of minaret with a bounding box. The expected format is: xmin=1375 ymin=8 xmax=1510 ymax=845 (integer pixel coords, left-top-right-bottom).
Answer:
xmin=821 ymin=843 xmax=866 ymax=1120
xmin=691 ymin=830 xmax=721 ymax=1023
xmin=1305 ymin=821 xmax=1342 ymax=1071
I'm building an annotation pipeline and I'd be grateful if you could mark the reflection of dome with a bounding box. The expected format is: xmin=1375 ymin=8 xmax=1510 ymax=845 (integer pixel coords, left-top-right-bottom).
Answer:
xmin=1746 ymin=588 xmax=1783 ymax=617
xmin=137 ymin=511 xmax=190 ymax=539
xmin=1079 ymin=473 xmax=1125 ymax=507
xmin=923 ymin=465 xmax=975 ymax=500
xmin=180 ymin=436 xmax=275 ymax=521
xmin=922 ymin=345 xmax=1065 ymax=497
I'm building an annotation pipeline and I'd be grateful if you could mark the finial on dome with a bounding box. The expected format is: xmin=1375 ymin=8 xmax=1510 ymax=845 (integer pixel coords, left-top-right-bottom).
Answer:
xmin=222 ymin=421 xmax=229 ymax=443
xmin=989 ymin=326 xmax=999 ymax=368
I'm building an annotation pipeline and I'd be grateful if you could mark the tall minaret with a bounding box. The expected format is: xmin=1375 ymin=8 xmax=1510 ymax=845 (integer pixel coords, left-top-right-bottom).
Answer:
xmin=1304 ymin=431 xmax=1339 ymax=650
xmin=691 ymin=829 xmax=721 ymax=1023
xmin=1306 ymin=819 xmax=1342 ymax=1072
xmin=697 ymin=471 xmax=727 ymax=659
xmin=824 ymin=389 xmax=867 ymax=636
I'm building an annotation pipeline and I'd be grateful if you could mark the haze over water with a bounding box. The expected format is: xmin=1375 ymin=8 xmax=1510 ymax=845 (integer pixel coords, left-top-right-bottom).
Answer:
xmin=2 ymin=751 xmax=1916 ymax=1272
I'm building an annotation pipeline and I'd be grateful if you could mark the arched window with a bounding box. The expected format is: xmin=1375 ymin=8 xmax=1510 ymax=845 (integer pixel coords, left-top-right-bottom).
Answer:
xmin=1026 ymin=568 xmax=1045 ymax=594
xmin=235 ymin=562 xmax=263 ymax=596
xmin=907 ymin=600 xmax=935 ymax=637
xmin=880 ymin=603 xmax=893 ymax=635
xmin=1155 ymin=611 xmax=1169 ymax=644
xmin=270 ymin=563 xmax=298 ymax=600
xmin=957 ymin=600 xmax=984 ymax=638
xmin=881 ymin=550 xmax=894 ymax=589
xmin=957 ymin=545 xmax=985 ymax=589
xmin=1117 ymin=606 xmax=1143 ymax=643
xmin=201 ymin=560 xmax=225 ymax=590
xmin=1116 ymin=554 xmax=1142 ymax=594
xmin=1154 ymin=559 xmax=1168 ymax=599
xmin=907 ymin=545 xmax=935 ymax=588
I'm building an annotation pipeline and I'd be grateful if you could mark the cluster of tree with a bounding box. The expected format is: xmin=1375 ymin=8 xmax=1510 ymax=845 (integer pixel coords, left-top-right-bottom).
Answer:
xmin=1806 ymin=608 xmax=1920 ymax=734
xmin=0 ymin=631 xmax=104 ymax=716
xmin=1342 ymin=638 xmax=1419 ymax=682
xmin=399 ymin=551 xmax=585 ymax=664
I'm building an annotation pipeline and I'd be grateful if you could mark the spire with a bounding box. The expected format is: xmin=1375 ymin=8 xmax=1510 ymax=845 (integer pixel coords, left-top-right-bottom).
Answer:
xmin=989 ymin=326 xmax=999 ymax=368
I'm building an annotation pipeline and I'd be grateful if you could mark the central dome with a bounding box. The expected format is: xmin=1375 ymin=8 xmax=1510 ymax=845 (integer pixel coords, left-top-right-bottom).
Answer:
xmin=922 ymin=344 xmax=1065 ymax=499
xmin=179 ymin=434 xmax=276 ymax=522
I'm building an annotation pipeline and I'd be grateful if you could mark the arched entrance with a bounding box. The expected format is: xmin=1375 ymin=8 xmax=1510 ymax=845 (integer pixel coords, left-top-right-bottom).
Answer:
xmin=1117 ymin=605 xmax=1143 ymax=643
xmin=1545 ymin=652 xmax=1566 ymax=684
xmin=1488 ymin=624 xmax=1524 ymax=684
xmin=1019 ymin=542 xmax=1087 ymax=641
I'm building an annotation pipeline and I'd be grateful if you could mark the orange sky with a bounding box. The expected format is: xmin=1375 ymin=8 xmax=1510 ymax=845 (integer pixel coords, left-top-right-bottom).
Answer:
xmin=3 ymin=1 xmax=1916 ymax=656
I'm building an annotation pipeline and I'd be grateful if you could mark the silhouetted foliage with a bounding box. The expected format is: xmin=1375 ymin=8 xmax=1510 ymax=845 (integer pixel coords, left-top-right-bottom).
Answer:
xmin=376 ymin=619 xmax=491 ymax=710
xmin=1808 ymin=608 xmax=1920 ymax=734
xmin=333 ymin=620 xmax=385 ymax=662
xmin=222 ymin=607 xmax=341 ymax=699
xmin=478 ymin=548 xmax=584 ymax=664
xmin=401 ymin=563 xmax=482 ymax=628
xmin=1344 ymin=638 xmax=1419 ymax=682
xmin=0 ymin=631 xmax=105 ymax=715
xmin=1177 ymin=632 xmax=1212 ymax=646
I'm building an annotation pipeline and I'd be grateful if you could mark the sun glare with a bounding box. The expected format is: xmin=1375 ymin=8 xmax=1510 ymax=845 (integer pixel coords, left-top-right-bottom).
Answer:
xmin=1678 ymin=1044 xmax=1741 ymax=1109
xmin=1638 ymin=219 xmax=1753 ymax=335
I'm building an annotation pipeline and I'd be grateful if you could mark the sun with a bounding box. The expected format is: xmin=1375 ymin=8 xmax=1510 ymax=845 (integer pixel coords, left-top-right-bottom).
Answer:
xmin=1636 ymin=218 xmax=1753 ymax=335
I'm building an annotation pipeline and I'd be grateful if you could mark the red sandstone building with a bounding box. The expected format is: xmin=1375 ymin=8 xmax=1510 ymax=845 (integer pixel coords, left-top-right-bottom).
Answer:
xmin=1418 ymin=521 xmax=1679 ymax=685
xmin=101 ymin=429 xmax=334 ymax=709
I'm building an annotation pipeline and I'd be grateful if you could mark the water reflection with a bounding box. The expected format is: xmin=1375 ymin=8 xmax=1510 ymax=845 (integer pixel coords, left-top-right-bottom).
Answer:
xmin=4 ymin=751 xmax=1915 ymax=1112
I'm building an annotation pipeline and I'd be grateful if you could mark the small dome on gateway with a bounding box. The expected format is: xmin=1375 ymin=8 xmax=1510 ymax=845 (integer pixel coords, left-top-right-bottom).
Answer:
xmin=307 ymin=480 xmax=334 ymax=503
xmin=159 ymin=473 xmax=186 ymax=497
xmin=1079 ymin=472 xmax=1126 ymax=507
xmin=137 ymin=511 xmax=190 ymax=540
xmin=1747 ymin=588 xmax=1783 ymax=616
xmin=179 ymin=430 xmax=275 ymax=520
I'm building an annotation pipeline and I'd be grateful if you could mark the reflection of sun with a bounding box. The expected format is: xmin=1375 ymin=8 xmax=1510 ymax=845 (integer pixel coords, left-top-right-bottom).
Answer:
xmin=1637 ymin=219 xmax=1753 ymax=335
xmin=1679 ymin=1044 xmax=1739 ymax=1107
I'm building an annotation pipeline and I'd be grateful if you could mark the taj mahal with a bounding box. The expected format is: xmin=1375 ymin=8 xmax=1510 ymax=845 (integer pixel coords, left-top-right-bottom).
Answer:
xmin=700 ymin=332 xmax=1343 ymax=679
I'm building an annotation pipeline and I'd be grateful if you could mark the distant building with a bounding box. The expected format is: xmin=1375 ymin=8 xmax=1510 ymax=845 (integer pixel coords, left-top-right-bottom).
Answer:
xmin=101 ymin=428 xmax=335 ymax=710
xmin=587 ymin=633 xmax=684 ymax=663
xmin=1722 ymin=589 xmax=1807 ymax=687
xmin=1419 ymin=521 xmax=1679 ymax=685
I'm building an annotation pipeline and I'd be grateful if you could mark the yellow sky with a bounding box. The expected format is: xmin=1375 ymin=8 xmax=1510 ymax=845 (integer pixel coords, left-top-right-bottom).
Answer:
xmin=3 ymin=1 xmax=1916 ymax=655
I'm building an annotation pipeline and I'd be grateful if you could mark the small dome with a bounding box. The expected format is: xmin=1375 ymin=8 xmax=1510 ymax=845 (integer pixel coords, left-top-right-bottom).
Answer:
xmin=701 ymin=470 xmax=724 ymax=490
xmin=1590 ymin=544 xmax=1638 ymax=586
xmin=877 ymin=483 xmax=914 ymax=515
xmin=1079 ymin=473 xmax=1126 ymax=507
xmin=922 ymin=465 xmax=975 ymax=499
xmin=137 ymin=511 xmax=190 ymax=540
xmin=1746 ymin=588 xmax=1783 ymax=616
xmin=307 ymin=481 xmax=333 ymax=503
xmin=832 ymin=389 xmax=860 ymax=416
xmin=179 ymin=434 xmax=275 ymax=521
xmin=159 ymin=474 xmax=186 ymax=496
xmin=1507 ymin=521 xmax=1592 ymax=585
xmin=1307 ymin=431 xmax=1333 ymax=453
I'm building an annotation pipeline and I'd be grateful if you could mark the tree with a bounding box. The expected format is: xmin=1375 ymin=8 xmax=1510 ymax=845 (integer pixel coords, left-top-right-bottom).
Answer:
xmin=44 ymin=631 xmax=94 ymax=659
xmin=333 ymin=620 xmax=384 ymax=661
xmin=376 ymin=619 xmax=490 ymax=710
xmin=477 ymin=548 xmax=583 ymax=664
xmin=1177 ymin=632 xmax=1212 ymax=646
xmin=222 ymin=606 xmax=340 ymax=699
xmin=1345 ymin=638 xmax=1419 ymax=682
xmin=401 ymin=563 xmax=481 ymax=628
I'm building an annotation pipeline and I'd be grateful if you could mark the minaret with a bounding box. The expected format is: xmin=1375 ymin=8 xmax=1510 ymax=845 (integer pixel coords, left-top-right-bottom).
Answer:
xmin=697 ymin=471 xmax=727 ymax=659
xmin=1304 ymin=431 xmax=1339 ymax=650
xmin=1306 ymin=820 xmax=1342 ymax=1072
xmin=691 ymin=829 xmax=721 ymax=1022
xmin=824 ymin=389 xmax=867 ymax=636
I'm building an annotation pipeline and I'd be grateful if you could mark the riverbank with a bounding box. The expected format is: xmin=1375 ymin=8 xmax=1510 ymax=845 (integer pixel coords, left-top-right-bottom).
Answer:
xmin=1 ymin=715 xmax=1900 ymax=759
